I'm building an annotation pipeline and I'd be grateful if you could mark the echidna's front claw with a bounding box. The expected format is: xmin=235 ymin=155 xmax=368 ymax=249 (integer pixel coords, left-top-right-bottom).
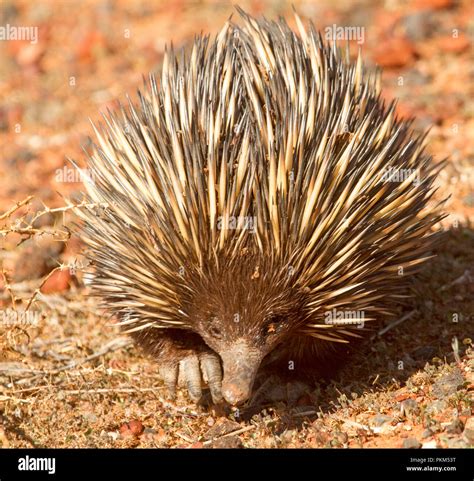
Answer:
xmin=180 ymin=355 xmax=202 ymax=401
xmin=159 ymin=351 xmax=223 ymax=403
xmin=199 ymin=352 xmax=223 ymax=403
xmin=159 ymin=364 xmax=179 ymax=399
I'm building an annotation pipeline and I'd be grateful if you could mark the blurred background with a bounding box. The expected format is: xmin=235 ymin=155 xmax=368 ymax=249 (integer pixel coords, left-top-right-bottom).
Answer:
xmin=0 ymin=0 xmax=472 ymax=221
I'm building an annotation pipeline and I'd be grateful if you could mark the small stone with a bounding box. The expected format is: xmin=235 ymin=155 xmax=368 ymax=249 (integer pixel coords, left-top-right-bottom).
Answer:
xmin=280 ymin=429 xmax=296 ymax=444
xmin=445 ymin=438 xmax=469 ymax=449
xmin=16 ymin=44 xmax=44 ymax=68
xmin=286 ymin=381 xmax=312 ymax=405
xmin=152 ymin=428 xmax=167 ymax=444
xmin=432 ymin=369 xmax=464 ymax=398
xmin=401 ymin=398 xmax=420 ymax=417
xmin=36 ymin=100 xmax=65 ymax=127
xmin=404 ymin=70 xmax=432 ymax=87
xmin=41 ymin=269 xmax=72 ymax=294
xmin=334 ymin=431 xmax=348 ymax=445
xmin=373 ymin=37 xmax=415 ymax=68
xmin=1 ymin=2 xmax=19 ymax=22
xmin=13 ymin=237 xmax=65 ymax=281
xmin=422 ymin=428 xmax=434 ymax=439
xmin=372 ymin=414 xmax=394 ymax=427
xmin=28 ymin=210 xmax=55 ymax=228
xmin=206 ymin=416 xmax=215 ymax=427
xmin=445 ymin=418 xmax=464 ymax=434
xmin=128 ymin=419 xmax=144 ymax=436
xmin=190 ymin=441 xmax=204 ymax=448
xmin=425 ymin=400 xmax=447 ymax=415
xmin=403 ymin=437 xmax=421 ymax=449
xmin=119 ymin=420 xmax=144 ymax=438
xmin=83 ymin=412 xmax=98 ymax=423
xmin=436 ymin=34 xmax=470 ymax=54
xmin=107 ymin=431 xmax=120 ymax=441
xmin=27 ymin=3 xmax=52 ymax=22
xmin=401 ymin=11 xmax=437 ymax=42
xmin=313 ymin=431 xmax=329 ymax=447
xmin=75 ymin=31 xmax=107 ymax=63
xmin=119 ymin=424 xmax=134 ymax=438
xmin=415 ymin=0 xmax=453 ymax=9
xmin=421 ymin=440 xmax=438 ymax=448
xmin=395 ymin=392 xmax=410 ymax=402
xmin=210 ymin=435 xmax=243 ymax=448
xmin=463 ymin=194 xmax=474 ymax=208
xmin=463 ymin=417 xmax=474 ymax=444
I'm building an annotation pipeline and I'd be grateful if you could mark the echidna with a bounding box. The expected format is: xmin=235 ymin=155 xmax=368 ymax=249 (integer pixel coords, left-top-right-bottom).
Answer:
xmin=74 ymin=9 xmax=444 ymax=405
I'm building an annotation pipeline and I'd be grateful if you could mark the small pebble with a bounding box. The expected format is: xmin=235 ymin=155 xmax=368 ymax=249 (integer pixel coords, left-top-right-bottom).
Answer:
xmin=422 ymin=428 xmax=434 ymax=439
xmin=463 ymin=417 xmax=474 ymax=444
xmin=41 ymin=269 xmax=72 ymax=294
xmin=401 ymin=399 xmax=420 ymax=417
xmin=372 ymin=414 xmax=394 ymax=427
xmin=446 ymin=418 xmax=464 ymax=435
xmin=403 ymin=437 xmax=421 ymax=449
xmin=210 ymin=436 xmax=243 ymax=448
xmin=432 ymin=369 xmax=464 ymax=398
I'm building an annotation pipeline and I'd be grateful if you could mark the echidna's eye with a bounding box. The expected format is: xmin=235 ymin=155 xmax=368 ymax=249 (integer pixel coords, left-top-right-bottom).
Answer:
xmin=262 ymin=315 xmax=283 ymax=336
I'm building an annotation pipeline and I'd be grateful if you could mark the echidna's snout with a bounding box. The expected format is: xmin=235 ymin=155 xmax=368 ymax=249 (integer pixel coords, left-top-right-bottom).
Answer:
xmin=219 ymin=340 xmax=263 ymax=405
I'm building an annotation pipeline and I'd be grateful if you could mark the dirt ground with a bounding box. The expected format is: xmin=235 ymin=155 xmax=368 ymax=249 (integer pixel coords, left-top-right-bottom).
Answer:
xmin=0 ymin=0 xmax=472 ymax=448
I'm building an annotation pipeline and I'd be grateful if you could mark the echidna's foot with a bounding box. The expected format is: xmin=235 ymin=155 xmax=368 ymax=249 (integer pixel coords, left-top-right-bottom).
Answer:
xmin=159 ymin=351 xmax=223 ymax=403
xmin=130 ymin=328 xmax=223 ymax=403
